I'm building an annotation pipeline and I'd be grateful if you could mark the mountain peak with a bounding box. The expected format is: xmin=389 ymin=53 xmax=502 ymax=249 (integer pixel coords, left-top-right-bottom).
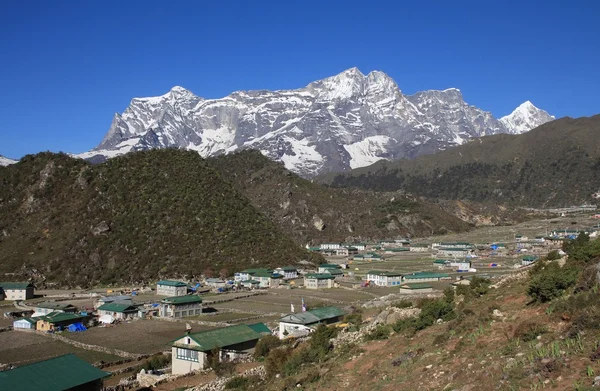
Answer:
xmin=500 ymin=100 xmax=554 ymax=134
xmin=0 ymin=155 xmax=17 ymax=166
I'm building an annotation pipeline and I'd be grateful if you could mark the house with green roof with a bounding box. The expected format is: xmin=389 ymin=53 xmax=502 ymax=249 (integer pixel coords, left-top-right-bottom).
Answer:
xmin=304 ymin=273 xmax=336 ymax=289
xmin=278 ymin=306 xmax=345 ymax=338
xmin=36 ymin=312 xmax=88 ymax=332
xmin=156 ymin=280 xmax=188 ymax=297
xmin=365 ymin=270 xmax=403 ymax=286
xmin=275 ymin=266 xmax=299 ymax=280
xmin=97 ymin=302 xmax=139 ymax=321
xmin=317 ymin=264 xmax=342 ymax=273
xmin=399 ymin=282 xmax=434 ymax=293
xmin=159 ymin=295 xmax=203 ymax=318
xmin=403 ymin=272 xmax=451 ymax=282
xmin=250 ymin=271 xmax=284 ymax=288
xmin=521 ymin=255 xmax=539 ymax=266
xmin=171 ymin=324 xmax=266 ymax=374
xmin=234 ymin=268 xmax=273 ymax=282
xmin=33 ymin=302 xmax=77 ymax=317
xmin=0 ymin=354 xmax=110 ymax=391
xmin=0 ymin=282 xmax=34 ymax=301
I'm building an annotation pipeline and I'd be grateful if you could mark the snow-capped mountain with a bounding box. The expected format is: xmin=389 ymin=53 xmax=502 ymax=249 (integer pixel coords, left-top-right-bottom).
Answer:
xmin=0 ymin=155 xmax=17 ymax=166
xmin=81 ymin=68 xmax=554 ymax=177
xmin=499 ymin=101 xmax=554 ymax=134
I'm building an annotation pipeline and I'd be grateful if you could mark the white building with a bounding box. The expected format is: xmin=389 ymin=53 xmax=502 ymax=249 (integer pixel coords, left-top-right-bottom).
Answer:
xmin=171 ymin=324 xmax=267 ymax=374
xmin=409 ymin=244 xmax=429 ymax=252
xmin=304 ymin=274 xmax=335 ymax=289
xmin=13 ymin=317 xmax=38 ymax=330
xmin=97 ymin=302 xmax=139 ymax=322
xmin=365 ymin=271 xmax=403 ymax=286
xmin=278 ymin=306 xmax=345 ymax=339
xmin=320 ymin=243 xmax=342 ymax=250
xmin=274 ymin=267 xmax=298 ymax=280
xmin=156 ymin=280 xmax=187 ymax=297
xmin=159 ymin=295 xmax=203 ymax=318
xmin=0 ymin=282 xmax=34 ymax=301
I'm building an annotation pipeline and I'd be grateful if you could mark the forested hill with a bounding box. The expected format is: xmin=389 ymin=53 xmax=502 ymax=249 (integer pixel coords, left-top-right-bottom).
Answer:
xmin=207 ymin=150 xmax=471 ymax=244
xmin=0 ymin=150 xmax=320 ymax=287
xmin=320 ymin=115 xmax=600 ymax=207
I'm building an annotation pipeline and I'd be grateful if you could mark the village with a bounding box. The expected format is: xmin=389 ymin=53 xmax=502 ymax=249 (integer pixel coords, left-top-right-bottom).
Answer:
xmin=0 ymin=215 xmax=599 ymax=390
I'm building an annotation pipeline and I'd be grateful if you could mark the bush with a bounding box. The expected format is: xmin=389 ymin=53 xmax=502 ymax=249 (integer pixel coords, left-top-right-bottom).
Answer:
xmin=253 ymin=335 xmax=282 ymax=359
xmin=513 ymin=321 xmax=547 ymax=342
xmin=343 ymin=312 xmax=363 ymax=331
xmin=224 ymin=375 xmax=263 ymax=390
xmin=208 ymin=349 xmax=236 ymax=377
xmin=138 ymin=353 xmax=171 ymax=371
xmin=527 ymin=262 xmax=579 ymax=303
xmin=392 ymin=300 xmax=413 ymax=309
xmin=265 ymin=347 xmax=291 ymax=378
xmin=363 ymin=324 xmax=390 ymax=341
xmin=546 ymin=250 xmax=560 ymax=261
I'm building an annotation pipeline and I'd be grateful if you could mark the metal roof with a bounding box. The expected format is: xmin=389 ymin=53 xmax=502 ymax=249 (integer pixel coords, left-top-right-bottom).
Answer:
xmin=318 ymin=264 xmax=341 ymax=269
xmin=247 ymin=322 xmax=271 ymax=334
xmin=280 ymin=306 xmax=345 ymax=325
xmin=96 ymin=302 xmax=138 ymax=313
xmin=404 ymin=272 xmax=450 ymax=280
xmin=366 ymin=270 xmax=403 ymax=277
xmin=304 ymin=273 xmax=335 ymax=280
xmin=0 ymin=354 xmax=110 ymax=391
xmin=161 ymin=295 xmax=202 ymax=305
xmin=174 ymin=325 xmax=262 ymax=352
xmin=400 ymin=283 xmax=433 ymax=289
xmin=35 ymin=302 xmax=76 ymax=311
xmin=157 ymin=280 xmax=187 ymax=287
xmin=38 ymin=312 xmax=87 ymax=324
xmin=0 ymin=282 xmax=33 ymax=290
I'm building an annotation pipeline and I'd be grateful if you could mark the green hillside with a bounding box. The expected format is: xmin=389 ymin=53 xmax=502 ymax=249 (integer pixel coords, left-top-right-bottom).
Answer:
xmin=207 ymin=150 xmax=471 ymax=244
xmin=0 ymin=150 xmax=319 ymax=287
xmin=321 ymin=115 xmax=600 ymax=207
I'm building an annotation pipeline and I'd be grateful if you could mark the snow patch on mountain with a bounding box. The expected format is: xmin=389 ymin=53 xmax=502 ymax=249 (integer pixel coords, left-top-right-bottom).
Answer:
xmin=500 ymin=101 xmax=554 ymax=134
xmin=0 ymin=155 xmax=17 ymax=166
xmin=343 ymin=136 xmax=394 ymax=169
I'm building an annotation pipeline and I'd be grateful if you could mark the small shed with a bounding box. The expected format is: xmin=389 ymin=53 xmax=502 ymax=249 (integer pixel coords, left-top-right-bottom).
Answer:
xmin=13 ymin=317 xmax=37 ymax=330
xmin=399 ymin=283 xmax=434 ymax=294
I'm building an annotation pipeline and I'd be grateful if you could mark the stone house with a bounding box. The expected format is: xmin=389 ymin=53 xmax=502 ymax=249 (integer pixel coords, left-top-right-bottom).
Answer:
xmin=159 ymin=295 xmax=203 ymax=318
xmin=156 ymin=280 xmax=187 ymax=297
xmin=278 ymin=306 xmax=345 ymax=339
xmin=303 ymin=273 xmax=336 ymax=289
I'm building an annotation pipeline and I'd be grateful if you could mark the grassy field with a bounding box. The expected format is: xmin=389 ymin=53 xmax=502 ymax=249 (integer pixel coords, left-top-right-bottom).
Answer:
xmin=0 ymin=331 xmax=121 ymax=365
xmin=63 ymin=320 xmax=215 ymax=354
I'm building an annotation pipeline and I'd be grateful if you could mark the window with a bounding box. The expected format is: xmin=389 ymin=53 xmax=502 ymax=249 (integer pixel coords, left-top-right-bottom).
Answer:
xmin=176 ymin=348 xmax=199 ymax=362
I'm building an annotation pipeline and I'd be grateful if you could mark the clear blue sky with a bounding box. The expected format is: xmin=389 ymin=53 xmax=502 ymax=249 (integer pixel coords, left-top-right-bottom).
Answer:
xmin=1 ymin=0 xmax=599 ymax=159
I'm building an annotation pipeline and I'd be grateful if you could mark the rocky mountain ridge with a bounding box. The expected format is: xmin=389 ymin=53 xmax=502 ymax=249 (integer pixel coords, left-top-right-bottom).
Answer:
xmin=78 ymin=68 xmax=553 ymax=177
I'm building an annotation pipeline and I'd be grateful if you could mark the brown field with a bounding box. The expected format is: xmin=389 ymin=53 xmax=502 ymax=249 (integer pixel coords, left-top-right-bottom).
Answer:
xmin=63 ymin=320 xmax=214 ymax=355
xmin=0 ymin=331 xmax=121 ymax=365
xmin=189 ymin=312 xmax=256 ymax=323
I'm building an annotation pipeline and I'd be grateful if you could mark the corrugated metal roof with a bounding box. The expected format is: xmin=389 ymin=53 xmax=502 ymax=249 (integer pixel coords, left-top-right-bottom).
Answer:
xmin=400 ymin=283 xmax=433 ymax=289
xmin=157 ymin=280 xmax=187 ymax=287
xmin=35 ymin=302 xmax=76 ymax=311
xmin=161 ymin=295 xmax=202 ymax=304
xmin=175 ymin=325 xmax=262 ymax=352
xmin=247 ymin=322 xmax=271 ymax=334
xmin=0 ymin=282 xmax=33 ymax=290
xmin=97 ymin=302 xmax=138 ymax=313
xmin=304 ymin=273 xmax=335 ymax=280
xmin=404 ymin=272 xmax=450 ymax=280
xmin=0 ymin=354 xmax=109 ymax=391
xmin=38 ymin=312 xmax=87 ymax=324
xmin=280 ymin=306 xmax=345 ymax=325
xmin=366 ymin=270 xmax=402 ymax=277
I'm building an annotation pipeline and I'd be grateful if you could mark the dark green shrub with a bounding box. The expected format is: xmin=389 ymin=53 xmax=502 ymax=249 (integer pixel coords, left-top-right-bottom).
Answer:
xmin=546 ymin=250 xmax=560 ymax=261
xmin=138 ymin=353 xmax=171 ymax=371
xmin=343 ymin=312 xmax=363 ymax=331
xmin=392 ymin=300 xmax=413 ymax=309
xmin=265 ymin=347 xmax=291 ymax=378
xmin=527 ymin=262 xmax=579 ymax=303
xmin=253 ymin=335 xmax=282 ymax=359
xmin=363 ymin=324 xmax=390 ymax=341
